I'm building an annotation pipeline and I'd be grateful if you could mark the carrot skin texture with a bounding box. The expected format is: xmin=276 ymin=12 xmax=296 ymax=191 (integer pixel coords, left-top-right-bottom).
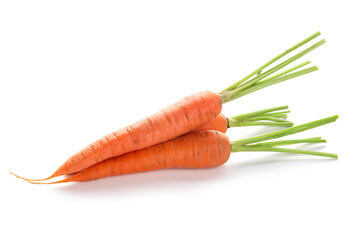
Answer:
xmin=53 ymin=91 xmax=222 ymax=177
xmin=53 ymin=130 xmax=230 ymax=183
xmin=196 ymin=113 xmax=228 ymax=133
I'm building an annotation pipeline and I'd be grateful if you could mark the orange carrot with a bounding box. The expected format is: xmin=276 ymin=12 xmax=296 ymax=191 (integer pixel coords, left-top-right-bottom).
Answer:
xmin=15 ymin=115 xmax=337 ymax=184
xmin=21 ymin=131 xmax=231 ymax=183
xmin=197 ymin=113 xmax=229 ymax=133
xmin=19 ymin=32 xmax=324 ymax=181
xmin=37 ymin=91 xmax=222 ymax=180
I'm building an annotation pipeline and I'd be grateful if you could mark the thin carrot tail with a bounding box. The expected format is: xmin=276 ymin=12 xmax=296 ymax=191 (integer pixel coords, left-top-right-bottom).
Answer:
xmin=9 ymin=172 xmax=57 ymax=182
xmin=10 ymin=172 xmax=73 ymax=184
xmin=27 ymin=179 xmax=71 ymax=184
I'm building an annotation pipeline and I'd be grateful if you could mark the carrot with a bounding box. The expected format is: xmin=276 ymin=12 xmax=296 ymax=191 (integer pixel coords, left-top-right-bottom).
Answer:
xmin=21 ymin=32 xmax=325 ymax=181
xmin=15 ymin=115 xmax=338 ymax=184
xmin=197 ymin=105 xmax=293 ymax=133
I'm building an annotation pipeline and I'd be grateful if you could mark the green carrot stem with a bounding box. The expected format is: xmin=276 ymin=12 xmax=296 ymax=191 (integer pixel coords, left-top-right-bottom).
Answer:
xmin=255 ymin=61 xmax=311 ymax=84
xmin=266 ymin=114 xmax=288 ymax=119
xmin=231 ymin=146 xmax=338 ymax=159
xmin=231 ymin=115 xmax=338 ymax=146
xmin=229 ymin=39 xmax=324 ymax=94
xmin=220 ymin=66 xmax=318 ymax=103
xmin=262 ymin=111 xmax=290 ymax=117
xmin=227 ymin=105 xmax=293 ymax=128
xmin=247 ymin=116 xmax=290 ymax=122
xmin=229 ymin=121 xmax=294 ymax=127
xmin=222 ymin=32 xmax=321 ymax=92
xmin=230 ymin=105 xmax=289 ymax=120
xmin=248 ymin=138 xmax=326 ymax=147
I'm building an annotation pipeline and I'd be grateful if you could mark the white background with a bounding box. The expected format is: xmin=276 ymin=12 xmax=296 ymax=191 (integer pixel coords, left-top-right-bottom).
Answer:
xmin=1 ymin=1 xmax=359 ymax=239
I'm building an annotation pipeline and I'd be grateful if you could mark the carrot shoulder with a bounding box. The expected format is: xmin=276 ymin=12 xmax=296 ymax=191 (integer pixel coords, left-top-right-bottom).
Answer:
xmin=196 ymin=113 xmax=228 ymax=133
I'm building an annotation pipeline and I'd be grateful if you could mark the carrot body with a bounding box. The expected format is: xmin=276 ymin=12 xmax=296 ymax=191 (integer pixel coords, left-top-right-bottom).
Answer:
xmin=41 ymin=130 xmax=230 ymax=183
xmin=196 ymin=113 xmax=228 ymax=133
xmin=51 ymin=91 xmax=222 ymax=178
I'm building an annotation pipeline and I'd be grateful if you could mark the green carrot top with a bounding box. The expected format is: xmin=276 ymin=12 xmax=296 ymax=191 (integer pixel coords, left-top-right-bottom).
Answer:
xmin=218 ymin=32 xmax=325 ymax=103
xmin=231 ymin=115 xmax=338 ymax=159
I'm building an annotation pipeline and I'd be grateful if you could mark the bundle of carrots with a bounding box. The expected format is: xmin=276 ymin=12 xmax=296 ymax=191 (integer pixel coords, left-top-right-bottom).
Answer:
xmin=11 ymin=32 xmax=338 ymax=184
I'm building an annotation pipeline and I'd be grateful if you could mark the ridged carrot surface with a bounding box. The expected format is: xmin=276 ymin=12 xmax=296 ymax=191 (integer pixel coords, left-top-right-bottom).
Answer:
xmin=54 ymin=91 xmax=222 ymax=178
xmin=38 ymin=131 xmax=231 ymax=183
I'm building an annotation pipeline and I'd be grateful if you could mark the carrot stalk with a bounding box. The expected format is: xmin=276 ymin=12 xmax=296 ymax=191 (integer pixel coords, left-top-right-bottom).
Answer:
xmin=198 ymin=105 xmax=293 ymax=132
xmin=261 ymin=112 xmax=289 ymax=118
xmin=233 ymin=146 xmax=337 ymax=159
xmin=231 ymin=115 xmax=338 ymax=146
xmin=229 ymin=107 xmax=295 ymax=126
xmin=221 ymin=65 xmax=319 ymax=103
xmin=246 ymin=116 xmax=289 ymax=122
xmin=229 ymin=121 xmax=294 ymax=127
xmin=255 ymin=60 xmax=311 ymax=83
xmin=233 ymin=39 xmax=324 ymax=91
xmin=222 ymin=31 xmax=321 ymax=92
xmin=230 ymin=115 xmax=338 ymax=158
xmin=230 ymin=105 xmax=289 ymax=119
xmin=248 ymin=137 xmax=326 ymax=147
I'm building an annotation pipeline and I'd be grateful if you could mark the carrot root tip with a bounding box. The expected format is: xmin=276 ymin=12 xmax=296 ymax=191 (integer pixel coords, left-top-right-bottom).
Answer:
xmin=9 ymin=172 xmax=56 ymax=182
